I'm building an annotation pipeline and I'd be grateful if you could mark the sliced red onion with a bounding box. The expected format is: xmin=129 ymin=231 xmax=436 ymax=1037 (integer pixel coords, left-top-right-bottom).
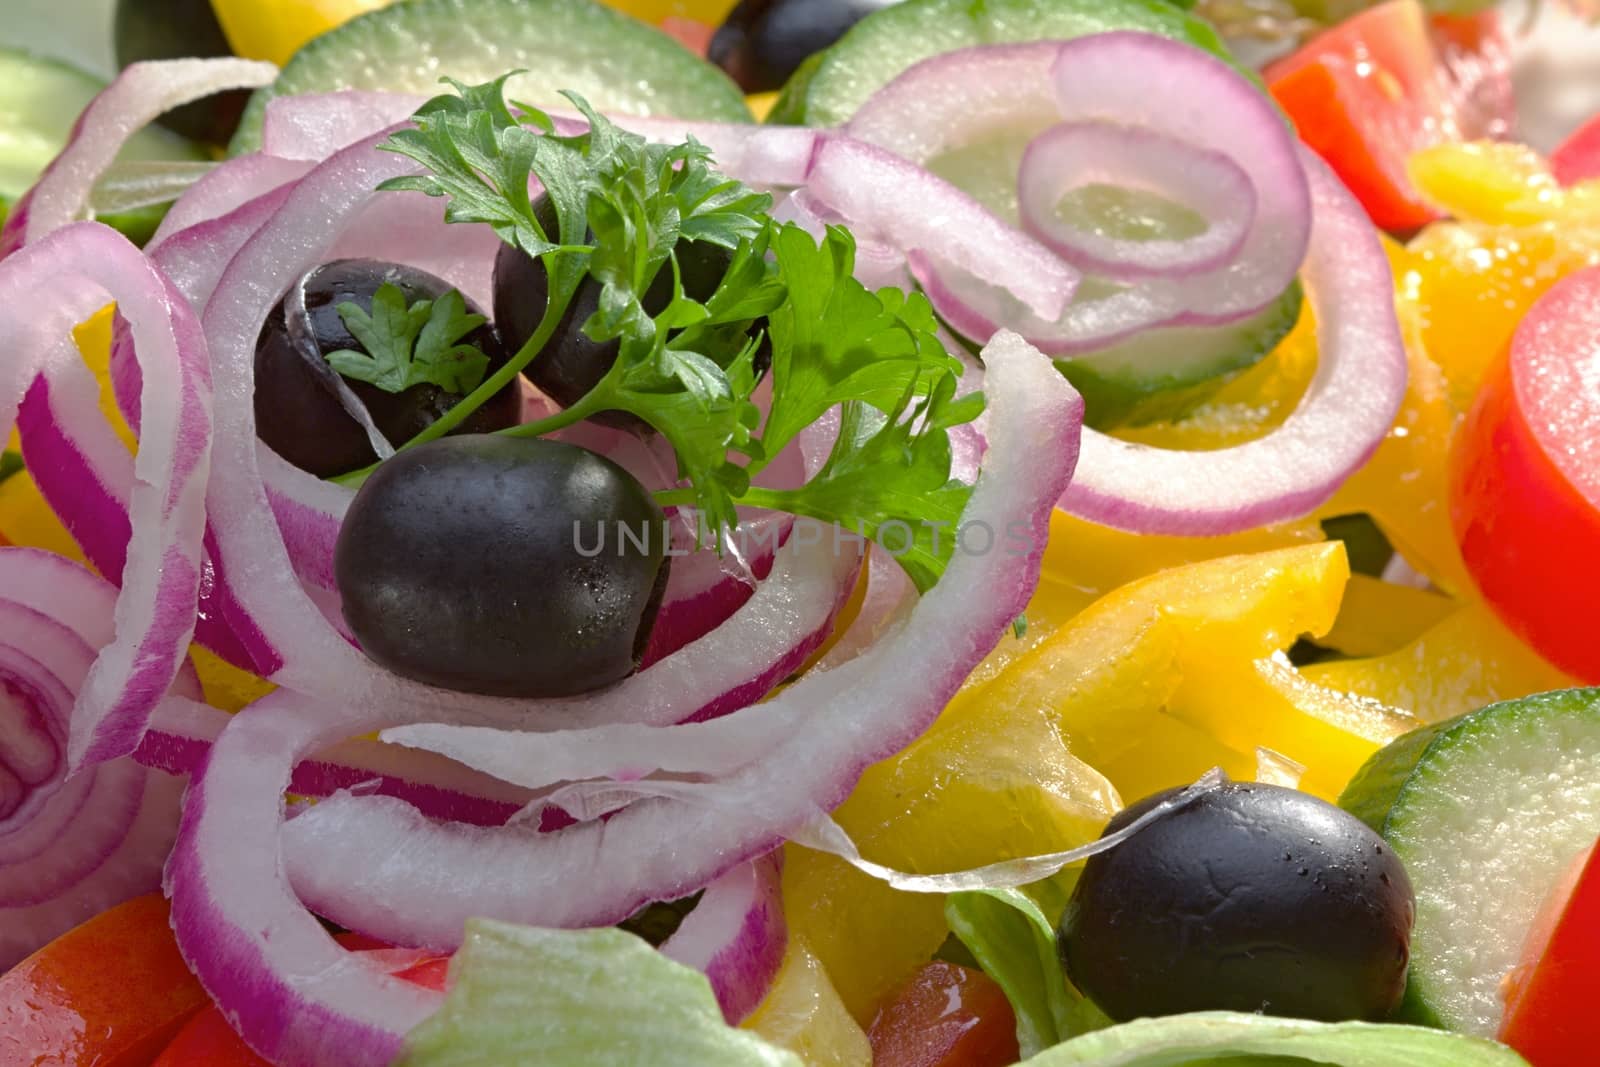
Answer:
xmin=660 ymin=851 xmax=786 ymax=1024
xmin=844 ymin=43 xmax=1064 ymax=174
xmin=1059 ymin=151 xmax=1406 ymax=534
xmin=150 ymin=154 xmax=312 ymax=248
xmin=267 ymin=331 xmax=1078 ymax=953
xmin=1017 ymin=121 xmax=1256 ymax=279
xmin=136 ymin=697 xmax=531 ymax=828
xmin=0 ymin=59 xmax=276 ymax=257
xmin=0 ymin=224 xmax=213 ymax=767
xmin=803 ymin=136 xmax=1077 ymax=324
xmin=838 ymin=35 xmax=1310 ymax=355
xmin=0 ymin=548 xmax=188 ymax=967
xmin=167 ymin=690 xmax=445 ymax=1066
xmin=261 ymin=91 xmax=427 ymax=161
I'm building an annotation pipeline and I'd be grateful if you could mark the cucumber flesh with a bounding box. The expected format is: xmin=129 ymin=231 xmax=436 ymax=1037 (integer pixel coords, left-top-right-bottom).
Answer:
xmin=0 ymin=46 xmax=205 ymax=202
xmin=1057 ymin=281 xmax=1304 ymax=429
xmin=231 ymin=0 xmax=751 ymax=154
xmin=772 ymin=0 xmax=1239 ymax=128
xmin=1338 ymin=688 xmax=1600 ymax=1036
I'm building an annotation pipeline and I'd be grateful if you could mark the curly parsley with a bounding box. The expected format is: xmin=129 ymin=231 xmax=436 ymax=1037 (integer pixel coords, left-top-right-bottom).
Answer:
xmin=349 ymin=76 xmax=985 ymax=591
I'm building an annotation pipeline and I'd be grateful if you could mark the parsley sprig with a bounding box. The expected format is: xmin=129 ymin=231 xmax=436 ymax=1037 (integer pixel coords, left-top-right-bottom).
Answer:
xmin=351 ymin=77 xmax=985 ymax=591
xmin=326 ymin=283 xmax=490 ymax=395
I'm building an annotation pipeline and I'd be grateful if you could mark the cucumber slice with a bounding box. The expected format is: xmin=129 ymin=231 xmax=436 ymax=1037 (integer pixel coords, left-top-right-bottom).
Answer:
xmin=770 ymin=0 xmax=1238 ymax=128
xmin=0 ymin=46 xmax=205 ymax=204
xmin=231 ymin=0 xmax=751 ymax=154
xmin=1338 ymin=688 xmax=1600 ymax=1037
xmin=1057 ymin=281 xmax=1303 ymax=429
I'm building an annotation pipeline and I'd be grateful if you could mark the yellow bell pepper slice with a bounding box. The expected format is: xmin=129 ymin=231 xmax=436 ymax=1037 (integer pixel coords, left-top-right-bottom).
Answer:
xmin=742 ymin=940 xmax=871 ymax=1067
xmin=1316 ymin=573 xmax=1454 ymax=659
xmin=1409 ymin=141 xmax=1600 ymax=227
xmin=212 ymin=0 xmax=399 ymax=67
xmin=1304 ymin=601 xmax=1577 ymax=725
xmin=213 ymin=0 xmax=736 ymax=67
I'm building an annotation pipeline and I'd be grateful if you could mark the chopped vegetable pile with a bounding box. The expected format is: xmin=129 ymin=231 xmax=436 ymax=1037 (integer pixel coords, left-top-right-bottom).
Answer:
xmin=2 ymin=0 xmax=1600 ymax=1065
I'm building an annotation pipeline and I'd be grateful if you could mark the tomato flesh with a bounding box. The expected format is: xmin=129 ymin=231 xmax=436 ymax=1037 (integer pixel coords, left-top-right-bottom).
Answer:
xmin=1552 ymin=113 xmax=1600 ymax=187
xmin=867 ymin=961 xmax=1020 ymax=1067
xmin=1450 ymin=266 xmax=1600 ymax=683
xmin=1266 ymin=0 xmax=1510 ymax=232
xmin=1500 ymin=839 xmax=1600 ymax=1066
xmin=0 ymin=894 xmax=209 ymax=1067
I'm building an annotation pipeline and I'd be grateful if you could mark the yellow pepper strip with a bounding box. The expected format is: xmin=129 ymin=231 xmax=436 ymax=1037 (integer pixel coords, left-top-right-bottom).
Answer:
xmin=1317 ymin=573 xmax=1454 ymax=659
xmin=976 ymin=541 xmax=1415 ymax=803
xmin=746 ymin=92 xmax=779 ymax=122
xmin=741 ymin=940 xmax=873 ymax=1066
xmin=1409 ymin=141 xmax=1600 ymax=227
xmin=212 ymin=0 xmax=737 ymax=67
xmin=211 ymin=0 xmax=399 ymax=66
xmin=0 ymin=308 xmax=126 ymax=558
xmin=1304 ymin=601 xmax=1578 ymax=726
xmin=1401 ymin=220 xmax=1600 ymax=413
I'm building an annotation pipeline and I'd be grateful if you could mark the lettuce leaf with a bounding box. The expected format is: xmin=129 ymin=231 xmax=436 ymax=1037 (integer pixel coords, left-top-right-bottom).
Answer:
xmin=1020 ymin=1012 xmax=1531 ymax=1066
xmin=399 ymin=919 xmax=800 ymax=1066
xmin=945 ymin=881 xmax=1108 ymax=1057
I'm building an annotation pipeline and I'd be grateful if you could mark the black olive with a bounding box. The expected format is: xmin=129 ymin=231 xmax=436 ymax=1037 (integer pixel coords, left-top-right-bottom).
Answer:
xmin=335 ymin=435 xmax=670 ymax=698
xmin=113 ymin=0 xmax=250 ymax=144
xmin=492 ymin=198 xmax=766 ymax=428
xmin=255 ymin=259 xmax=521 ymax=478
xmin=710 ymin=0 xmax=900 ymax=94
xmin=1058 ymin=780 xmax=1414 ymax=1023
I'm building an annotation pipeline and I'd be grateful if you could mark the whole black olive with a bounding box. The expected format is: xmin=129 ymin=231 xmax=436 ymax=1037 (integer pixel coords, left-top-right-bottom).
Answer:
xmin=334 ymin=435 xmax=670 ymax=698
xmin=1058 ymin=780 xmax=1414 ymax=1023
xmin=710 ymin=0 xmax=900 ymax=94
xmin=255 ymin=259 xmax=521 ymax=478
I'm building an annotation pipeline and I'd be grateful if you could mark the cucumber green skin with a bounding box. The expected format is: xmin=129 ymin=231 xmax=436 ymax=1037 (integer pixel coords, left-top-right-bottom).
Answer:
xmin=0 ymin=46 xmax=205 ymax=201
xmin=230 ymin=0 xmax=751 ymax=154
xmin=771 ymin=0 xmax=1239 ymax=128
xmin=1058 ymin=282 xmax=1304 ymax=430
xmin=1338 ymin=688 xmax=1600 ymax=1032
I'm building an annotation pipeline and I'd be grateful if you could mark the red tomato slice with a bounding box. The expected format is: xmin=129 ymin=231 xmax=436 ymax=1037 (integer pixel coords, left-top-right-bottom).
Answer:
xmin=867 ymin=960 xmax=1020 ymax=1067
xmin=1500 ymin=839 xmax=1600 ymax=1066
xmin=1267 ymin=0 xmax=1511 ymax=232
xmin=1450 ymin=266 xmax=1600 ymax=683
xmin=0 ymin=894 xmax=209 ymax=1067
xmin=1552 ymin=113 xmax=1600 ymax=186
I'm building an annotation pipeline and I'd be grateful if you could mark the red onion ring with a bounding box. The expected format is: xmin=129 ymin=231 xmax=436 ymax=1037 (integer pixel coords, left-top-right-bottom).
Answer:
xmin=836 ymin=35 xmax=1310 ymax=355
xmin=0 ymin=59 xmax=276 ymax=258
xmin=804 ymin=136 xmax=1078 ymax=327
xmin=1059 ymin=151 xmax=1406 ymax=534
xmin=1017 ymin=121 xmax=1256 ymax=279
xmin=135 ymin=697 xmax=532 ymax=828
xmin=0 ymin=224 xmax=214 ymax=767
xmin=659 ymin=852 xmax=786 ymax=1024
xmin=0 ymin=548 xmax=194 ymax=967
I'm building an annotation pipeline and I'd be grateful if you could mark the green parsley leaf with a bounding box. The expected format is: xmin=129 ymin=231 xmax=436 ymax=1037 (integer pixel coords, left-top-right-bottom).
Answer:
xmin=363 ymin=77 xmax=988 ymax=592
xmin=324 ymin=282 xmax=490 ymax=395
xmin=748 ymin=366 xmax=984 ymax=593
xmin=759 ymin=223 xmax=959 ymax=465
